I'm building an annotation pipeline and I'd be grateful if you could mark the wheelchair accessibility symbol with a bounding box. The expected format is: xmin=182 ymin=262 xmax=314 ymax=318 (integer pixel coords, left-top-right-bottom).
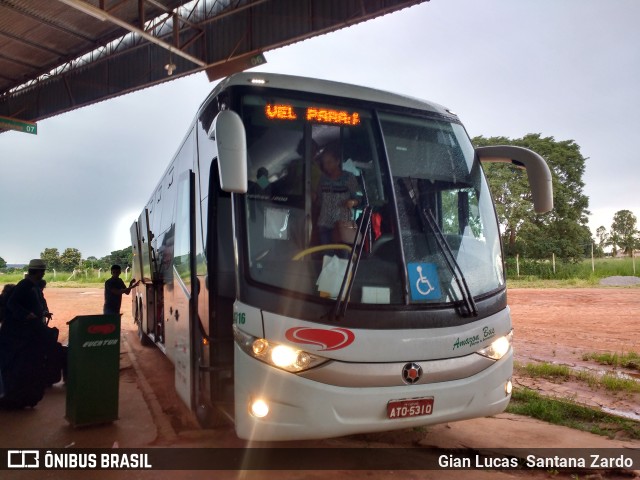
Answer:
xmin=408 ymin=263 xmax=441 ymax=300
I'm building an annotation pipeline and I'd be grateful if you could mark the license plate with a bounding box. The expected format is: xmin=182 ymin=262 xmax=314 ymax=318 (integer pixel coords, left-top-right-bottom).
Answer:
xmin=387 ymin=397 xmax=434 ymax=419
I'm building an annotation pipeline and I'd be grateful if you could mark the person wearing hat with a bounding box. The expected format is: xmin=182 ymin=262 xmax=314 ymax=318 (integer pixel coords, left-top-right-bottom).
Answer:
xmin=4 ymin=259 xmax=49 ymax=329
xmin=0 ymin=258 xmax=54 ymax=408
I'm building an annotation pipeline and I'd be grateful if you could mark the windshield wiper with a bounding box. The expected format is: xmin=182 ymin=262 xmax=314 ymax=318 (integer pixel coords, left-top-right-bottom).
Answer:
xmin=332 ymin=205 xmax=373 ymax=320
xmin=402 ymin=177 xmax=478 ymax=317
xmin=422 ymin=208 xmax=478 ymax=317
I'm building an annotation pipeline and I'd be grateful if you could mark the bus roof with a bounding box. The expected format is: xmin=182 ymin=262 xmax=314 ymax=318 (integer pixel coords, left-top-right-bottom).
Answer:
xmin=198 ymin=72 xmax=454 ymax=119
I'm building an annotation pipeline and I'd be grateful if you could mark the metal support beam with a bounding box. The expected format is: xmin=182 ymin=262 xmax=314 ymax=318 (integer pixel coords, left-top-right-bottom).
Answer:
xmin=56 ymin=0 xmax=207 ymax=67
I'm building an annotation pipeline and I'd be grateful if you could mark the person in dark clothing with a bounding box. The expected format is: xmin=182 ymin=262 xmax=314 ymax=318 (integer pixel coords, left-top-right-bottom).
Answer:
xmin=37 ymin=279 xmax=53 ymax=324
xmin=104 ymin=265 xmax=138 ymax=315
xmin=2 ymin=259 xmax=48 ymax=341
xmin=0 ymin=283 xmax=16 ymax=325
xmin=0 ymin=259 xmax=59 ymax=408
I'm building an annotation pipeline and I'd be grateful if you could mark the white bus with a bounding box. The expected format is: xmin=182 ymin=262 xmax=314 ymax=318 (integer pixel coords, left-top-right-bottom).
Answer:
xmin=130 ymin=72 xmax=552 ymax=441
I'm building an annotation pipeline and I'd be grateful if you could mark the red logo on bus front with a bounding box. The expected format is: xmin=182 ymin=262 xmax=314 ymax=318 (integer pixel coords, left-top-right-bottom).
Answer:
xmin=285 ymin=327 xmax=355 ymax=351
xmin=87 ymin=324 xmax=116 ymax=335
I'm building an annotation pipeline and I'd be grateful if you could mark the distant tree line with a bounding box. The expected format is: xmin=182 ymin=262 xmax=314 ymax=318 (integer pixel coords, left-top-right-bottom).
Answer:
xmin=0 ymin=246 xmax=133 ymax=272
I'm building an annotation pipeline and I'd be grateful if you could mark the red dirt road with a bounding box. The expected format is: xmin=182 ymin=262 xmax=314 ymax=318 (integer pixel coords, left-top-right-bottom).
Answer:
xmin=509 ymin=288 xmax=640 ymax=360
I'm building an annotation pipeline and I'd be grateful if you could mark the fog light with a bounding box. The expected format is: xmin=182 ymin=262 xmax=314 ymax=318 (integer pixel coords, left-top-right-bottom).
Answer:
xmin=250 ymin=399 xmax=269 ymax=418
xmin=505 ymin=379 xmax=513 ymax=396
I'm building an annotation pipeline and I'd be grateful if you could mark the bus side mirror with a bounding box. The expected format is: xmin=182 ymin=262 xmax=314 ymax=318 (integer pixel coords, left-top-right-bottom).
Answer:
xmin=476 ymin=145 xmax=553 ymax=214
xmin=208 ymin=110 xmax=248 ymax=193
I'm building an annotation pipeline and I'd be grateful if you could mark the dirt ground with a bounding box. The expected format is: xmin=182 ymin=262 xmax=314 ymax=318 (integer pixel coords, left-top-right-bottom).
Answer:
xmin=508 ymin=288 xmax=640 ymax=421
xmin=3 ymin=286 xmax=640 ymax=479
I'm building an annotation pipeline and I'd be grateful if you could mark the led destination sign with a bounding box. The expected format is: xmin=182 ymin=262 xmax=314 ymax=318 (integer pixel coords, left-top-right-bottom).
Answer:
xmin=265 ymin=104 xmax=361 ymax=126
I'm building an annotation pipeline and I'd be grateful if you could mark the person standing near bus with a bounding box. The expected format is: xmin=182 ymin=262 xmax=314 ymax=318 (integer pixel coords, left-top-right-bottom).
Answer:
xmin=103 ymin=265 xmax=138 ymax=315
xmin=3 ymin=259 xmax=48 ymax=333
xmin=0 ymin=259 xmax=54 ymax=407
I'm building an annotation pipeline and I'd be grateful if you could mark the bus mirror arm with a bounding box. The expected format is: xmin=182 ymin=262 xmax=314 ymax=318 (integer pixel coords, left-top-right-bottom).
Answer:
xmin=209 ymin=110 xmax=248 ymax=193
xmin=476 ymin=145 xmax=553 ymax=214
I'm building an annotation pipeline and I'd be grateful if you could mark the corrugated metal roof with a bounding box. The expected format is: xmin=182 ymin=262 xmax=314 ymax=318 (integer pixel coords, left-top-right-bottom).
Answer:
xmin=0 ymin=0 xmax=185 ymax=91
xmin=0 ymin=0 xmax=429 ymax=130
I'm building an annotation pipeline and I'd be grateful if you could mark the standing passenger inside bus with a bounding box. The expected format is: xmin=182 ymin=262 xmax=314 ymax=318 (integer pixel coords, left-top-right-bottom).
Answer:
xmin=313 ymin=143 xmax=361 ymax=246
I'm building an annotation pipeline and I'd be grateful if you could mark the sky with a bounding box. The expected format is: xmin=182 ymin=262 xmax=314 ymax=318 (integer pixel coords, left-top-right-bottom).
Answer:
xmin=1 ymin=0 xmax=639 ymax=264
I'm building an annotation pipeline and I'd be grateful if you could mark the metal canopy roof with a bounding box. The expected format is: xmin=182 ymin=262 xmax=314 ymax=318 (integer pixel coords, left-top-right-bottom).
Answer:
xmin=0 ymin=0 xmax=428 ymax=131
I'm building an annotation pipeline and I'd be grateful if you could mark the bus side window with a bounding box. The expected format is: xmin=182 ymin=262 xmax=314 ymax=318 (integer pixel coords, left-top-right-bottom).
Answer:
xmin=174 ymin=172 xmax=192 ymax=288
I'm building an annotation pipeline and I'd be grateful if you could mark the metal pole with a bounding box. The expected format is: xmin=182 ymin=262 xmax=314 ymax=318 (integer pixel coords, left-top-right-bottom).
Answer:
xmin=552 ymin=253 xmax=556 ymax=275
xmin=516 ymin=253 xmax=520 ymax=277
xmin=591 ymin=242 xmax=595 ymax=273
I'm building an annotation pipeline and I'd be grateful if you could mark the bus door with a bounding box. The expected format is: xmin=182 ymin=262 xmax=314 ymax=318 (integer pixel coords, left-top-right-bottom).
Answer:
xmin=197 ymin=164 xmax=235 ymax=425
xmin=171 ymin=170 xmax=197 ymax=409
xmin=136 ymin=208 xmax=160 ymax=341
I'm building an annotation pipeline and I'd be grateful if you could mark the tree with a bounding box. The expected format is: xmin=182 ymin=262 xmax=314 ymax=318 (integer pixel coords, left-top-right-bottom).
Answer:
xmin=40 ymin=248 xmax=61 ymax=270
xmin=81 ymin=256 xmax=101 ymax=270
xmin=474 ymin=133 xmax=591 ymax=261
xmin=610 ymin=210 xmax=639 ymax=256
xmin=0 ymin=256 xmax=6 ymax=269
xmin=109 ymin=246 xmax=133 ymax=269
xmin=59 ymin=248 xmax=82 ymax=271
xmin=594 ymin=226 xmax=608 ymax=257
xmin=606 ymin=231 xmax=621 ymax=257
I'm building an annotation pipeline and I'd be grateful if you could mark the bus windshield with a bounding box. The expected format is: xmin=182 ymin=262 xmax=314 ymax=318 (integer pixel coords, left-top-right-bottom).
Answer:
xmin=240 ymin=94 xmax=504 ymax=307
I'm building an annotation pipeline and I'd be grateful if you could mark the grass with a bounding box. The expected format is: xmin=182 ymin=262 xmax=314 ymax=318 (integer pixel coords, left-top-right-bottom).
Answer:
xmin=505 ymin=256 xmax=639 ymax=287
xmin=582 ymin=351 xmax=640 ymax=371
xmin=599 ymin=373 xmax=640 ymax=393
xmin=0 ymin=270 xmax=127 ymax=289
xmin=515 ymin=362 xmax=573 ymax=380
xmin=514 ymin=360 xmax=640 ymax=394
xmin=3 ymin=257 xmax=636 ymax=289
xmin=506 ymin=387 xmax=640 ymax=439
xmin=507 ymin=277 xmax=601 ymax=288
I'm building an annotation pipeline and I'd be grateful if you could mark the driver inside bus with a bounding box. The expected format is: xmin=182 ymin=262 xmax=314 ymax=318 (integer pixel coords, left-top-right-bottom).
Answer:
xmin=313 ymin=142 xmax=361 ymax=246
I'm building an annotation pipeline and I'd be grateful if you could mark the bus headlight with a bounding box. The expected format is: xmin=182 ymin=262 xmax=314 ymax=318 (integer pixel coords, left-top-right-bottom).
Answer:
xmin=270 ymin=345 xmax=298 ymax=368
xmin=477 ymin=330 xmax=513 ymax=360
xmin=234 ymin=326 xmax=329 ymax=373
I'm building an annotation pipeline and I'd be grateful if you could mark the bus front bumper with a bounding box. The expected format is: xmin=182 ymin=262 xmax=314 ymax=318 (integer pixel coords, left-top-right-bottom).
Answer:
xmin=233 ymin=344 xmax=513 ymax=441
